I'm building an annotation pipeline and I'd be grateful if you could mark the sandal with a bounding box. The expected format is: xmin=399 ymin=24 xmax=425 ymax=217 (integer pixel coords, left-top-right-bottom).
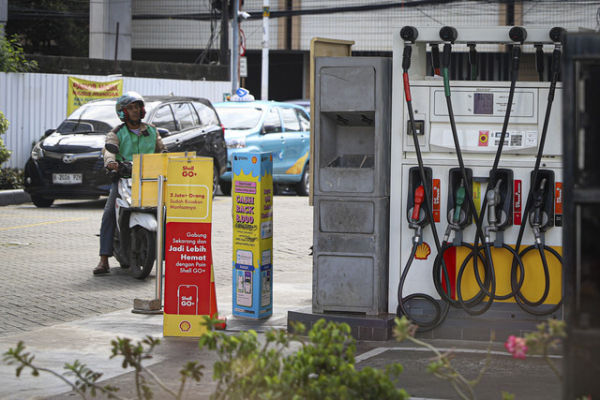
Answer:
xmin=93 ymin=263 xmax=110 ymax=275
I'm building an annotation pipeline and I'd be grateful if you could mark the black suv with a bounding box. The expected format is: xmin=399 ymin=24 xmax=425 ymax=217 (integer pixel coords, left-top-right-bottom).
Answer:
xmin=24 ymin=96 xmax=227 ymax=207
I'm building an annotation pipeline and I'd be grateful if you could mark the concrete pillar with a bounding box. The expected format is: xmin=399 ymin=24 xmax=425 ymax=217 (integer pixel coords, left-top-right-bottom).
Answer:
xmin=89 ymin=0 xmax=131 ymax=60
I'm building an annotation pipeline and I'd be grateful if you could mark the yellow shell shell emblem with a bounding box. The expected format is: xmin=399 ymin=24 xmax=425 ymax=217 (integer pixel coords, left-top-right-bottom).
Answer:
xmin=415 ymin=242 xmax=431 ymax=260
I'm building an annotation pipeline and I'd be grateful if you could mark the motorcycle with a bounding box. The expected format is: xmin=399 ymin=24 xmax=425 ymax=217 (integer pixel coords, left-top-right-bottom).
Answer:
xmin=105 ymin=143 xmax=157 ymax=279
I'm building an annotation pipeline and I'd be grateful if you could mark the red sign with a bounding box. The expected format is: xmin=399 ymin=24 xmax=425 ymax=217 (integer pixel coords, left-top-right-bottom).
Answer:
xmin=555 ymin=182 xmax=563 ymax=214
xmin=478 ymin=130 xmax=489 ymax=147
xmin=514 ymin=179 xmax=522 ymax=225
xmin=164 ymin=222 xmax=212 ymax=316
xmin=555 ymin=182 xmax=563 ymax=226
xmin=432 ymin=179 xmax=441 ymax=223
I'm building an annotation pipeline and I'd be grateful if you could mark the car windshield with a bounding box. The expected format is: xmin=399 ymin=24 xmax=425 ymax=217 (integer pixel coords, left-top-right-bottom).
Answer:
xmin=216 ymin=107 xmax=263 ymax=130
xmin=59 ymin=103 xmax=121 ymax=133
xmin=144 ymin=101 xmax=162 ymax=115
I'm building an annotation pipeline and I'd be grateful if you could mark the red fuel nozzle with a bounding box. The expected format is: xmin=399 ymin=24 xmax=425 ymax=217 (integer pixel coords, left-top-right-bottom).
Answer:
xmin=411 ymin=185 xmax=425 ymax=222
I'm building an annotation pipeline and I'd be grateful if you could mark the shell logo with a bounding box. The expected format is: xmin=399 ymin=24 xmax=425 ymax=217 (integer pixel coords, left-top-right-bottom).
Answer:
xmin=414 ymin=242 xmax=431 ymax=260
xmin=252 ymin=156 xmax=258 ymax=164
xmin=179 ymin=320 xmax=191 ymax=332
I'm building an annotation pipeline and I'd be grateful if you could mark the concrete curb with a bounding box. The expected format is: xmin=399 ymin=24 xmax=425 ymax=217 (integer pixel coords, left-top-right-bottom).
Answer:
xmin=0 ymin=189 xmax=31 ymax=206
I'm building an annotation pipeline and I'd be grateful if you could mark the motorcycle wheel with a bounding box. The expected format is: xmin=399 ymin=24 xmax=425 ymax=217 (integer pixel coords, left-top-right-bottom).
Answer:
xmin=130 ymin=226 xmax=156 ymax=279
xmin=112 ymin=230 xmax=130 ymax=269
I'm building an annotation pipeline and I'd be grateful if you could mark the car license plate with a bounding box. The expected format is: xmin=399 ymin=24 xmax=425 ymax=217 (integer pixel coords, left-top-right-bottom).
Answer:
xmin=52 ymin=173 xmax=82 ymax=184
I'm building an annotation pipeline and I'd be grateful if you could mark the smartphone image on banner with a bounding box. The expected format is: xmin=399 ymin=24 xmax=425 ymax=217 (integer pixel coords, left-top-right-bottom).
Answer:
xmin=177 ymin=284 xmax=199 ymax=315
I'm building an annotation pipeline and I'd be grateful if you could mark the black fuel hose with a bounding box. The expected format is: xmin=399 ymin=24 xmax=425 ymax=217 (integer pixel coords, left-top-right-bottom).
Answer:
xmin=510 ymin=34 xmax=564 ymax=315
xmin=398 ymin=241 xmax=443 ymax=328
xmin=459 ymin=37 xmax=524 ymax=312
xmin=456 ymin=241 xmax=526 ymax=301
xmin=468 ymin=43 xmax=478 ymax=80
xmin=436 ymin=27 xmax=495 ymax=315
xmin=396 ymin=27 xmax=450 ymax=331
xmin=431 ymin=43 xmax=441 ymax=76
xmin=432 ymin=241 xmax=487 ymax=308
xmin=535 ymin=44 xmax=545 ymax=81
xmin=513 ymin=244 xmax=563 ymax=315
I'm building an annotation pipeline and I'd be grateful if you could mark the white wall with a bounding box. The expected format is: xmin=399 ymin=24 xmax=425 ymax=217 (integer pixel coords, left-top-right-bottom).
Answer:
xmin=0 ymin=72 xmax=230 ymax=168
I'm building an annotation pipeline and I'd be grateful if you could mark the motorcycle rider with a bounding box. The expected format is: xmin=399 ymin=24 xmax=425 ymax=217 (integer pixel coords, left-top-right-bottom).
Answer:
xmin=93 ymin=91 xmax=166 ymax=275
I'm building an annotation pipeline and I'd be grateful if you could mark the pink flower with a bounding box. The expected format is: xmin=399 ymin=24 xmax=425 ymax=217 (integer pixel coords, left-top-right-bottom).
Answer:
xmin=505 ymin=335 xmax=528 ymax=359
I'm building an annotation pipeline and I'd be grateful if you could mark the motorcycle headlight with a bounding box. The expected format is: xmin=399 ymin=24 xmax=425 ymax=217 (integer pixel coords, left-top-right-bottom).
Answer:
xmin=31 ymin=143 xmax=44 ymax=161
xmin=226 ymin=137 xmax=247 ymax=149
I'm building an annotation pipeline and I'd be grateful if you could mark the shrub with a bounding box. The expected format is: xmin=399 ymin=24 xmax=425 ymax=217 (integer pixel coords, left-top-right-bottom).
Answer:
xmin=200 ymin=318 xmax=409 ymax=400
xmin=0 ymin=35 xmax=38 ymax=73
xmin=0 ymin=111 xmax=10 ymax=165
xmin=0 ymin=168 xmax=24 ymax=189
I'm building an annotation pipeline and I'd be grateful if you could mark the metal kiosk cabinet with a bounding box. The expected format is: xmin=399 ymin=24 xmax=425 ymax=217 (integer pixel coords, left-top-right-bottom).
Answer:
xmin=312 ymin=57 xmax=391 ymax=315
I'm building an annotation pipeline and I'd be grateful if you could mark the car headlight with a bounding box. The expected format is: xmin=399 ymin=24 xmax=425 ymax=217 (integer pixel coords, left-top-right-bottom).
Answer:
xmin=226 ymin=137 xmax=247 ymax=149
xmin=31 ymin=143 xmax=44 ymax=160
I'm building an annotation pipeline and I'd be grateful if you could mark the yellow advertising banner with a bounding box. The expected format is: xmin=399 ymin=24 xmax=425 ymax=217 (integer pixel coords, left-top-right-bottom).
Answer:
xmin=67 ymin=77 xmax=123 ymax=116
xmin=163 ymin=156 xmax=216 ymax=337
xmin=131 ymin=152 xmax=195 ymax=208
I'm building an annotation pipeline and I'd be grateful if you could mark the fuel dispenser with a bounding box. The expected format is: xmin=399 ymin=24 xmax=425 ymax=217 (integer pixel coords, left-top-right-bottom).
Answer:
xmin=389 ymin=26 xmax=565 ymax=336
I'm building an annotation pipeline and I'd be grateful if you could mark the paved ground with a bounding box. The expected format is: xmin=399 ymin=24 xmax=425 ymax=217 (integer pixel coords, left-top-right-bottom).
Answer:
xmin=0 ymin=194 xmax=313 ymax=337
xmin=0 ymin=193 xmax=563 ymax=400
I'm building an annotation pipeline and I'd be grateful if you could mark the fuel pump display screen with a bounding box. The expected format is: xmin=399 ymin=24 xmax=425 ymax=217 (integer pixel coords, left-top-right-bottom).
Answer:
xmin=474 ymin=93 xmax=494 ymax=114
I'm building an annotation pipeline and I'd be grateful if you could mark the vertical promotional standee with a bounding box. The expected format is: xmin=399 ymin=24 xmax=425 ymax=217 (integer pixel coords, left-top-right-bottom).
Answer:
xmin=163 ymin=156 xmax=218 ymax=337
xmin=232 ymin=152 xmax=273 ymax=318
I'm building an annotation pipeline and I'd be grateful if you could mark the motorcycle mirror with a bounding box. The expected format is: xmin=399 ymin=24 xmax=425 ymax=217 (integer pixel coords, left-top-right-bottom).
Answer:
xmin=105 ymin=143 xmax=119 ymax=154
xmin=157 ymin=128 xmax=169 ymax=138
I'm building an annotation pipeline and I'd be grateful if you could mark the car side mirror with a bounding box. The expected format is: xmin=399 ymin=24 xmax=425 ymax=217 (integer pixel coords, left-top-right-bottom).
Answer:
xmin=157 ymin=128 xmax=169 ymax=138
xmin=105 ymin=143 xmax=119 ymax=154
xmin=262 ymin=123 xmax=278 ymax=134
xmin=44 ymin=129 xmax=54 ymax=137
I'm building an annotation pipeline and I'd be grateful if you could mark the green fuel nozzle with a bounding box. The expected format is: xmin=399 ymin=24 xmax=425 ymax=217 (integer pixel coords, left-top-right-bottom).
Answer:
xmin=453 ymin=183 xmax=466 ymax=224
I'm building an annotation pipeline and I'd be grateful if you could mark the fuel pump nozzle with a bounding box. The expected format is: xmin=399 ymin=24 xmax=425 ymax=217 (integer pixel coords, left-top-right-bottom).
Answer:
xmin=409 ymin=185 xmax=426 ymax=242
xmin=453 ymin=183 xmax=466 ymax=225
xmin=484 ymin=179 xmax=503 ymax=241
xmin=530 ymin=178 xmax=548 ymax=244
xmin=442 ymin=181 xmax=466 ymax=243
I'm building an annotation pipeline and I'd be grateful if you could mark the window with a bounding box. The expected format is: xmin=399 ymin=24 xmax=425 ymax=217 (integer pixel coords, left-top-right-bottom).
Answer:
xmin=297 ymin=109 xmax=310 ymax=131
xmin=193 ymin=102 xmax=220 ymax=127
xmin=216 ymin=107 xmax=262 ymax=129
xmin=152 ymin=105 xmax=177 ymax=132
xmin=173 ymin=103 xmax=195 ymax=130
xmin=66 ymin=103 xmax=122 ymax=129
xmin=263 ymin=108 xmax=282 ymax=134
xmin=279 ymin=107 xmax=301 ymax=132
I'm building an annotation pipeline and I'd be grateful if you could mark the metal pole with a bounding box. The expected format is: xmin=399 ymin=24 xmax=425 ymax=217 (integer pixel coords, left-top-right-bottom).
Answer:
xmin=138 ymin=154 xmax=144 ymax=207
xmin=219 ymin=0 xmax=229 ymax=66
xmin=231 ymin=0 xmax=240 ymax=94
xmin=114 ymin=21 xmax=120 ymax=61
xmin=155 ymin=175 xmax=165 ymax=307
xmin=261 ymin=0 xmax=270 ymax=100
